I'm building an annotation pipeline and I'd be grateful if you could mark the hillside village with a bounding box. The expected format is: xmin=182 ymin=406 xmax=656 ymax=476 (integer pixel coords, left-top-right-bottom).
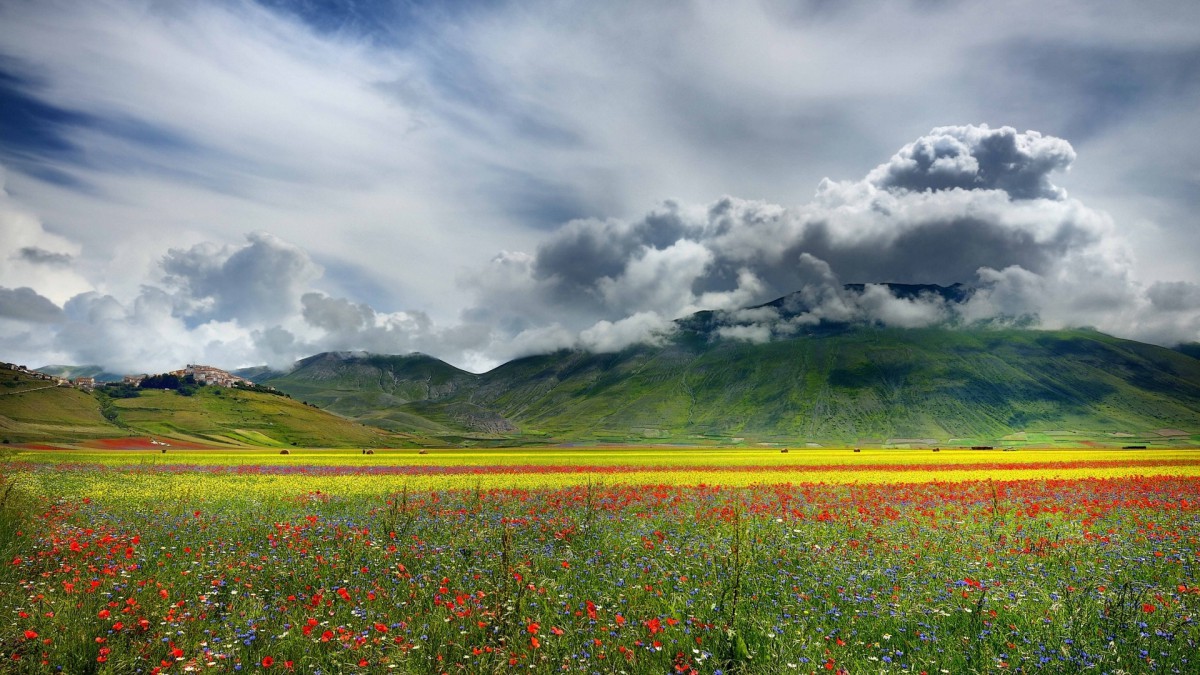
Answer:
xmin=2 ymin=362 xmax=252 ymax=391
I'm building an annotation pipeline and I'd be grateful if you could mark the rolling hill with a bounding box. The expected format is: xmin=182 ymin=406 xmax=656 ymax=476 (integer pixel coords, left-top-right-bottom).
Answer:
xmin=0 ymin=366 xmax=119 ymax=442
xmin=0 ymin=364 xmax=412 ymax=447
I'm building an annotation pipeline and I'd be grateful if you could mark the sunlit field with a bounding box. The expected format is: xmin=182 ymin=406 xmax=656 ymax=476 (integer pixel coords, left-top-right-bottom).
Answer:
xmin=2 ymin=447 xmax=1198 ymax=673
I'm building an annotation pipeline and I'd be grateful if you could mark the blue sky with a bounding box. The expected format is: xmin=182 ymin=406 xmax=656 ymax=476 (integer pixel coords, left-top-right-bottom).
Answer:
xmin=1 ymin=0 xmax=1198 ymax=372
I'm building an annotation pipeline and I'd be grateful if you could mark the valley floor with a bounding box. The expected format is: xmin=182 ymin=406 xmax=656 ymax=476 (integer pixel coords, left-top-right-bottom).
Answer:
xmin=2 ymin=447 xmax=1197 ymax=673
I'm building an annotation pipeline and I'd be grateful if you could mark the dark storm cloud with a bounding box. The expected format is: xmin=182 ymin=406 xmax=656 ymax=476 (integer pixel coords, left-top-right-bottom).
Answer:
xmin=0 ymin=286 xmax=65 ymax=323
xmin=17 ymin=246 xmax=73 ymax=266
xmin=506 ymin=125 xmax=1097 ymax=328
xmin=810 ymin=215 xmax=1094 ymax=284
xmin=532 ymin=205 xmax=694 ymax=306
xmin=533 ymin=220 xmax=639 ymax=291
xmin=866 ymin=125 xmax=1076 ymax=200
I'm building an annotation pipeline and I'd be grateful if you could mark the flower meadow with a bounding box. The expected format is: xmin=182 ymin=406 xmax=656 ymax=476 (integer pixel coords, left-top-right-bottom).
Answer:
xmin=2 ymin=449 xmax=1198 ymax=674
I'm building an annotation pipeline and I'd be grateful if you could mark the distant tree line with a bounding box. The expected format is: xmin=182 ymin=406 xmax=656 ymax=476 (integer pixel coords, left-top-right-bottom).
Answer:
xmin=234 ymin=381 xmax=290 ymax=397
xmin=138 ymin=373 xmax=199 ymax=396
xmin=101 ymin=382 xmax=141 ymax=399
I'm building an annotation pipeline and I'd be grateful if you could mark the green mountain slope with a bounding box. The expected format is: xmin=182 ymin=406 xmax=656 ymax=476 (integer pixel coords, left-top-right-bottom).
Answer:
xmin=261 ymin=352 xmax=484 ymax=434
xmin=261 ymin=326 xmax=1200 ymax=445
xmin=471 ymin=328 xmax=1200 ymax=443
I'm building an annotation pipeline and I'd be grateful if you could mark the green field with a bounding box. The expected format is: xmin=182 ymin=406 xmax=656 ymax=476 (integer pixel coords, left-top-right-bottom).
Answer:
xmin=0 ymin=381 xmax=117 ymax=441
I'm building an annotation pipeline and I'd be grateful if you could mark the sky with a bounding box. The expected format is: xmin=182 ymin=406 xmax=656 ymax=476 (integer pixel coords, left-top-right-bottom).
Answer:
xmin=1 ymin=0 xmax=1198 ymax=374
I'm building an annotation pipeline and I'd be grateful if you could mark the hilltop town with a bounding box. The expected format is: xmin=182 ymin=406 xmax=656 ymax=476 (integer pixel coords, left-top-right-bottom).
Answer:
xmin=1 ymin=362 xmax=252 ymax=391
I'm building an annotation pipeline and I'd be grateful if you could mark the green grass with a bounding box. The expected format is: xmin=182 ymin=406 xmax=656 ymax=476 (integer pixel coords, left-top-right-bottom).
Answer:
xmin=109 ymin=388 xmax=398 ymax=447
xmin=0 ymin=364 xmax=420 ymax=447
xmin=0 ymin=372 xmax=119 ymax=442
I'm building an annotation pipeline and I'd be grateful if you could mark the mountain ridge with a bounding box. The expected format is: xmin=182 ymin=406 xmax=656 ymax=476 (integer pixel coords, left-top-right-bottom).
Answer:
xmin=11 ymin=284 xmax=1200 ymax=447
xmin=258 ymin=325 xmax=1200 ymax=445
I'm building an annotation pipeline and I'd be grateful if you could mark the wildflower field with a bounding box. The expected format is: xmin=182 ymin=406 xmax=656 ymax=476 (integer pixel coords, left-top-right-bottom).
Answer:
xmin=2 ymin=447 xmax=1198 ymax=674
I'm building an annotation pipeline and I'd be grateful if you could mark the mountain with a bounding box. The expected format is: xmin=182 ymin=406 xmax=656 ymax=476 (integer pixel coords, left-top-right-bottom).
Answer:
xmin=0 ymin=363 xmax=414 ymax=447
xmin=257 ymin=289 xmax=1200 ymax=445
xmin=13 ymin=284 xmax=1200 ymax=447
xmin=259 ymin=352 xmax=489 ymax=437
xmin=459 ymin=327 xmax=1200 ymax=444
xmin=231 ymin=365 xmax=283 ymax=383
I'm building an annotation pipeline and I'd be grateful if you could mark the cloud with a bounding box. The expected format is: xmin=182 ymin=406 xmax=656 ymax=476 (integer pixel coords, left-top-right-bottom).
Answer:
xmin=18 ymin=247 xmax=73 ymax=266
xmin=579 ymin=312 xmax=673 ymax=353
xmin=854 ymin=284 xmax=950 ymax=329
xmin=866 ymin=125 xmax=1076 ymax=200
xmin=297 ymin=291 xmax=437 ymax=354
xmin=0 ymin=0 xmax=1197 ymax=359
xmin=959 ymin=266 xmax=1044 ymax=324
xmin=717 ymin=323 xmax=773 ymax=344
xmin=161 ymin=232 xmax=320 ymax=324
xmin=50 ymin=289 xmax=256 ymax=374
xmin=0 ymin=171 xmax=90 ymax=304
xmin=457 ymin=124 xmax=1200 ymax=351
xmin=465 ymin=126 xmax=1102 ymax=333
xmin=1147 ymin=281 xmax=1200 ymax=312
xmin=0 ymin=286 xmax=65 ymax=323
xmin=300 ymin=293 xmax=375 ymax=333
